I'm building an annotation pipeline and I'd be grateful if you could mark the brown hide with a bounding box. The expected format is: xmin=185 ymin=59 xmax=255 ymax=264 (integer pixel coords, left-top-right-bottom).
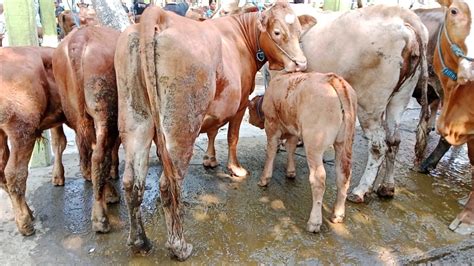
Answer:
xmin=434 ymin=0 xmax=474 ymax=234
xmin=116 ymin=0 xmax=307 ymax=259
xmin=53 ymin=26 xmax=120 ymax=233
xmin=0 ymin=47 xmax=66 ymax=236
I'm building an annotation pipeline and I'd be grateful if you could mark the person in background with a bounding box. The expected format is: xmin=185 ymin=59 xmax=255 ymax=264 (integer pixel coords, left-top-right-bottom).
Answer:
xmin=206 ymin=1 xmax=216 ymax=18
xmin=163 ymin=0 xmax=190 ymax=17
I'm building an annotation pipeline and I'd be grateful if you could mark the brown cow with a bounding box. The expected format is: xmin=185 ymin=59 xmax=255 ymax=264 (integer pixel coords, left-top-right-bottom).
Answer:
xmin=0 ymin=47 xmax=66 ymax=235
xmin=53 ymin=26 xmax=120 ymax=233
xmin=434 ymin=0 xmax=474 ymax=235
xmin=248 ymin=72 xmax=357 ymax=233
xmin=115 ymin=0 xmax=311 ymax=259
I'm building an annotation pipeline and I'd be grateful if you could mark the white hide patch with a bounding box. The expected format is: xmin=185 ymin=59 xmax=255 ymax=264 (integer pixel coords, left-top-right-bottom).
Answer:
xmin=285 ymin=14 xmax=295 ymax=24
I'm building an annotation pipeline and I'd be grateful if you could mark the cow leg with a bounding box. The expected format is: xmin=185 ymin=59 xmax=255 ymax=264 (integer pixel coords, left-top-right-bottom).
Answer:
xmin=76 ymin=121 xmax=94 ymax=181
xmin=0 ymin=130 xmax=9 ymax=191
xmin=122 ymin=121 xmax=153 ymax=253
xmin=304 ymin=137 xmax=326 ymax=233
xmin=418 ymin=137 xmax=451 ymax=173
xmin=428 ymin=99 xmax=440 ymax=132
xmin=378 ymin=88 xmax=413 ymax=198
xmin=257 ymin=124 xmax=282 ymax=187
xmin=331 ymin=140 xmax=352 ymax=224
xmin=51 ymin=126 xmax=66 ymax=186
xmin=90 ymin=122 xmax=119 ymax=232
xmin=285 ymin=135 xmax=298 ymax=179
xmin=448 ymin=140 xmax=474 ymax=235
xmin=203 ymin=128 xmax=218 ymax=168
xmin=109 ymin=137 xmax=120 ymax=180
xmin=348 ymin=115 xmax=386 ymax=203
xmin=5 ymin=135 xmax=36 ymax=235
xmin=227 ymin=107 xmax=248 ymax=177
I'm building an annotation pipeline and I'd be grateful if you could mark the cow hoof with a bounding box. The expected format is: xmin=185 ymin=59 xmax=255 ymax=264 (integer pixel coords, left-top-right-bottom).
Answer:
xmin=203 ymin=155 xmax=218 ymax=168
xmin=286 ymin=171 xmax=296 ymax=179
xmin=167 ymin=241 xmax=193 ymax=261
xmin=52 ymin=176 xmax=65 ymax=186
xmin=105 ymin=182 xmax=120 ymax=204
xmin=128 ymin=237 xmax=153 ymax=254
xmin=330 ymin=214 xmax=344 ymax=224
xmin=228 ymin=164 xmax=248 ymax=177
xmin=257 ymin=178 xmax=269 ymax=187
xmin=18 ymin=222 xmax=35 ymax=236
xmin=376 ymin=185 xmax=395 ymax=199
xmin=92 ymin=218 xmax=110 ymax=233
xmin=296 ymin=140 xmax=304 ymax=147
xmin=347 ymin=193 xmax=364 ymax=203
xmin=449 ymin=218 xmax=474 ymax=235
xmin=306 ymin=222 xmax=321 ymax=233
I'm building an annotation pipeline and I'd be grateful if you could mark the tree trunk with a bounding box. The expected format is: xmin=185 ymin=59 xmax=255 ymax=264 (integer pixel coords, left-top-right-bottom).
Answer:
xmin=91 ymin=0 xmax=130 ymax=31
xmin=4 ymin=0 xmax=38 ymax=46
xmin=357 ymin=0 xmax=363 ymax=8
xmin=39 ymin=0 xmax=57 ymax=47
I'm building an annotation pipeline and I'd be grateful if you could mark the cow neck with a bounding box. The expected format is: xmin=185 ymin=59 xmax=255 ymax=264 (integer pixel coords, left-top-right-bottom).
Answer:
xmin=437 ymin=22 xmax=459 ymax=81
xmin=233 ymin=12 xmax=267 ymax=71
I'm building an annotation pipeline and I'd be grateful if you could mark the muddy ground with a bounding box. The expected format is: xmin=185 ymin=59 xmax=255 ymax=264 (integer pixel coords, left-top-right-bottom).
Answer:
xmin=1 ymin=80 xmax=473 ymax=264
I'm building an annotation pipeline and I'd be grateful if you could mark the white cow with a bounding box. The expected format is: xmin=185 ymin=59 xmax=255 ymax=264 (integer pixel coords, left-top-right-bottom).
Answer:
xmin=295 ymin=5 xmax=429 ymax=202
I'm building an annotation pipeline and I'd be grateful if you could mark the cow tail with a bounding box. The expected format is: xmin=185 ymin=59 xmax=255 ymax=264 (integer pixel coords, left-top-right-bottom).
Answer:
xmin=139 ymin=7 xmax=182 ymax=224
xmin=413 ymin=24 xmax=430 ymax=167
xmin=328 ymin=73 xmax=357 ymax=179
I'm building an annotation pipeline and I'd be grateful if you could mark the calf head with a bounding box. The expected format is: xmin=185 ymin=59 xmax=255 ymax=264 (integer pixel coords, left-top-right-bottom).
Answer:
xmin=257 ymin=0 xmax=312 ymax=72
xmin=248 ymin=95 xmax=265 ymax=129
xmin=438 ymin=0 xmax=474 ymax=84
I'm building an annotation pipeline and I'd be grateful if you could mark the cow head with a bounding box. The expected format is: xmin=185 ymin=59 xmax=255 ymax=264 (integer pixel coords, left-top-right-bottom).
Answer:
xmin=248 ymin=96 xmax=265 ymax=129
xmin=437 ymin=83 xmax=474 ymax=145
xmin=257 ymin=0 xmax=308 ymax=72
xmin=438 ymin=0 xmax=474 ymax=84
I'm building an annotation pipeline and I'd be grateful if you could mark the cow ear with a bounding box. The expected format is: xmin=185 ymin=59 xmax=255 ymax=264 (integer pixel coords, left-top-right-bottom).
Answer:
xmin=298 ymin=15 xmax=317 ymax=35
xmin=437 ymin=0 xmax=453 ymax=7
xmin=257 ymin=13 xmax=268 ymax=32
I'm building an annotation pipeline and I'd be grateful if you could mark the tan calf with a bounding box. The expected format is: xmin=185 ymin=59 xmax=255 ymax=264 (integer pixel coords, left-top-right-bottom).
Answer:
xmin=248 ymin=72 xmax=357 ymax=232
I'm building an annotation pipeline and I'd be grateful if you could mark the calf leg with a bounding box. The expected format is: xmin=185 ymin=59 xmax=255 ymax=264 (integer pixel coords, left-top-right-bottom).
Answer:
xmin=418 ymin=137 xmax=451 ymax=173
xmin=285 ymin=135 xmax=298 ymax=179
xmin=203 ymin=128 xmax=218 ymax=168
xmin=449 ymin=140 xmax=474 ymax=235
xmin=0 ymin=130 xmax=10 ymax=191
xmin=348 ymin=114 xmax=387 ymax=203
xmin=5 ymin=135 xmax=36 ymax=235
xmin=122 ymin=121 xmax=154 ymax=253
xmin=304 ymin=141 xmax=326 ymax=233
xmin=227 ymin=107 xmax=248 ymax=177
xmin=332 ymin=140 xmax=352 ymax=224
xmin=258 ymin=124 xmax=282 ymax=187
xmin=51 ymin=126 xmax=66 ymax=186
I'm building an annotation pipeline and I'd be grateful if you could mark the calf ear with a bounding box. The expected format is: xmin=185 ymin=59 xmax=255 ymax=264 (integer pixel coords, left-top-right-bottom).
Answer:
xmin=437 ymin=0 xmax=453 ymax=7
xmin=257 ymin=13 xmax=268 ymax=32
xmin=298 ymin=15 xmax=317 ymax=35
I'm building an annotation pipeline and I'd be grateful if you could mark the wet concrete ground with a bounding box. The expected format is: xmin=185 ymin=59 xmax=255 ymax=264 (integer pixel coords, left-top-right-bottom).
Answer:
xmin=1 ymin=87 xmax=473 ymax=264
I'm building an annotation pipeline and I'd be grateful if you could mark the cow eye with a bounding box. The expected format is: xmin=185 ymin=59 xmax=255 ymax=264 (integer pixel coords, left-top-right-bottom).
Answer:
xmin=450 ymin=8 xmax=458 ymax=16
xmin=274 ymin=29 xmax=281 ymax=36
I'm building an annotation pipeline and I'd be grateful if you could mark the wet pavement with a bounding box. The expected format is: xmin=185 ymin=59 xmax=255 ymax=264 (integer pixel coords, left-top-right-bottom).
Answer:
xmin=1 ymin=85 xmax=473 ymax=264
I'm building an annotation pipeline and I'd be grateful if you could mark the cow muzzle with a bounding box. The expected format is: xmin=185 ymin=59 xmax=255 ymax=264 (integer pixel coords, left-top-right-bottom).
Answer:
xmin=458 ymin=59 xmax=474 ymax=84
xmin=285 ymin=59 xmax=307 ymax=73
